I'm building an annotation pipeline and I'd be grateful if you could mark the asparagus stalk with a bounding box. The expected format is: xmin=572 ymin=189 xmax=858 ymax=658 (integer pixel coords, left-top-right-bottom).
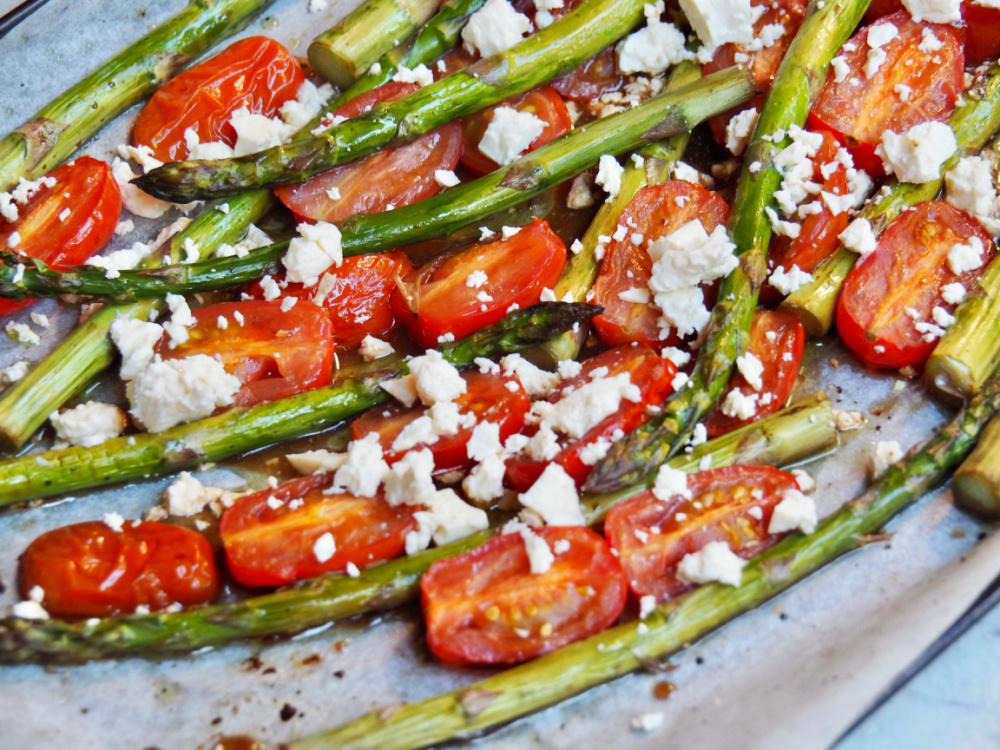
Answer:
xmin=780 ymin=62 xmax=1000 ymax=337
xmin=0 ymin=0 xmax=274 ymax=191
xmin=289 ymin=373 xmax=1000 ymax=750
xmin=0 ymin=69 xmax=754 ymax=303
xmin=135 ymin=0 xmax=654 ymax=202
xmin=0 ymin=393 xmax=834 ymax=664
xmin=308 ymin=0 xmax=442 ymax=88
xmin=953 ymin=410 xmax=1000 ymax=520
xmin=0 ymin=303 xmax=595 ymax=508
xmin=584 ymin=0 xmax=872 ymax=494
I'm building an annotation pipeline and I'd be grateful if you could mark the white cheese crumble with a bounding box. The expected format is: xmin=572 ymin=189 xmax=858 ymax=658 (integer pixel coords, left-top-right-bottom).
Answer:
xmin=381 ymin=374 xmax=419 ymax=407
xmin=313 ymin=532 xmax=337 ymax=563
xmin=839 ymin=217 xmax=878 ymax=257
xmin=111 ymin=157 xmax=172 ymax=219
xmin=631 ymin=712 xmax=664 ymax=732
xmin=945 ymin=156 xmax=1000 ymax=234
xmin=284 ymin=221 xmax=343 ymax=286
xmin=286 ymin=449 xmax=348 ymax=475
xmin=163 ymin=293 xmax=195 ymax=347
xmin=409 ymin=349 xmax=467 ymax=405
xmin=767 ymin=488 xmax=817 ymax=534
xmin=878 ymin=122 xmax=957 ymax=184
xmin=725 ymin=108 xmax=758 ymax=156
xmin=332 ymin=433 xmax=390 ymax=497
xmin=463 ymin=453 xmax=507 ymax=503
xmin=595 ymin=155 xmax=624 ymax=199
xmin=529 ymin=371 xmax=640 ymax=439
xmin=359 ymin=335 xmax=395 ymax=361
xmin=434 ymin=169 xmax=460 ymax=188
xmin=678 ymin=0 xmax=753 ymax=48
xmin=940 ymin=282 xmax=967 ymax=305
xmin=500 ymin=353 xmax=559 ymax=397
xmin=677 ymin=541 xmax=745 ymax=586
xmin=948 ymin=237 xmax=985 ymax=275
xmin=391 ymin=63 xmax=434 ymax=88
xmin=870 ymin=440 xmax=903 ymax=479
xmin=5 ymin=322 xmax=40 ymax=346
xmin=478 ymin=107 xmax=546 ymax=166
xmin=768 ymin=265 xmax=813 ymax=296
xmin=902 ymin=0 xmax=961 ymax=22
xmin=653 ymin=464 xmax=691 ymax=500
xmin=49 ymin=402 xmax=127 ymax=448
xmin=735 ymin=351 xmax=764 ymax=392
xmin=12 ymin=600 xmax=49 ymax=620
xmin=164 ymin=471 xmax=232 ymax=516
xmin=0 ymin=360 xmax=29 ymax=388
xmin=518 ymin=463 xmax=585 ymax=526
xmin=110 ymin=316 xmax=163 ymax=380
xmin=720 ymin=388 xmax=757 ymax=420
xmin=127 ymin=355 xmax=241 ymax=432
xmin=520 ymin=527 xmax=555 ymax=574
xmin=461 ymin=0 xmax=532 ymax=57
xmin=617 ymin=19 xmax=690 ymax=76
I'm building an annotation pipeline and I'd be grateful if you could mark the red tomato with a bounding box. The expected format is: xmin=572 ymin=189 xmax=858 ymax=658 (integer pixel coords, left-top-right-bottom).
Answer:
xmin=861 ymin=0 xmax=999 ymax=65
xmin=432 ymin=47 xmax=478 ymax=80
xmin=390 ymin=218 xmax=568 ymax=348
xmin=131 ymin=37 xmax=305 ymax=163
xmin=552 ymin=47 xmax=625 ymax=102
xmin=19 ymin=521 xmax=219 ymax=618
xmin=591 ymin=181 xmax=730 ymax=349
xmin=421 ymin=526 xmax=628 ymax=665
xmin=157 ymin=300 xmax=335 ymax=407
xmin=0 ymin=157 xmax=121 ymax=317
xmin=705 ymin=0 xmax=809 ymax=146
xmin=809 ymin=12 xmax=964 ymax=175
xmin=246 ymin=251 xmax=413 ymax=350
xmin=219 ymin=474 xmax=418 ymax=587
xmin=459 ymin=87 xmax=572 ymax=175
xmin=703 ymin=310 xmax=805 ymax=438
xmin=837 ymin=200 xmax=995 ymax=369
xmin=605 ymin=465 xmax=799 ymax=601
xmin=353 ymin=370 xmax=530 ymax=471
xmin=276 ymin=83 xmax=463 ymax=223
xmin=505 ymin=346 xmax=677 ymax=491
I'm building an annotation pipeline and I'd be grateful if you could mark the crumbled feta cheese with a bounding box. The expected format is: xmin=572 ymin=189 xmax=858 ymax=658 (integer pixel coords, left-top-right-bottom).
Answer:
xmin=595 ymin=155 xmax=624 ymax=199
xmin=520 ymin=527 xmax=555 ymax=574
xmin=230 ymin=107 xmax=292 ymax=156
xmin=940 ymin=282 xmax=966 ymax=305
xmin=677 ymin=540 xmax=745 ymax=586
xmin=530 ymin=372 xmax=640 ymax=439
xmin=839 ymin=217 xmax=878 ymax=257
xmin=566 ymin=174 xmax=595 ymax=209
xmin=49 ymin=402 xmax=127 ymax=448
xmin=127 ymin=355 xmax=241 ymax=432
xmin=768 ymin=488 xmax=817 ymax=534
xmin=466 ymin=269 xmax=488 ymax=289
xmin=500 ymin=353 xmax=559 ymax=396
xmin=333 ymin=433 xmax=390 ymax=497
xmin=392 ymin=63 xmax=435 ymax=88
xmin=111 ymin=158 xmax=172 ymax=219
xmin=215 ymin=224 xmax=273 ymax=259
xmin=945 ymin=156 xmax=1000 ymax=230
xmin=359 ymin=335 xmax=395 ymax=361
xmin=720 ymin=388 xmax=757 ymax=420
xmin=768 ymin=265 xmax=813 ymax=296
xmin=631 ymin=712 xmax=664 ymax=732
xmin=164 ymin=471 xmax=230 ymax=516
xmin=617 ymin=20 xmax=689 ymax=76
xmin=653 ymin=464 xmax=691 ymax=501
xmin=878 ymin=122 xmax=957 ymax=184
xmin=412 ymin=488 xmax=490 ymax=548
xmin=12 ymin=600 xmax=49 ymax=620
xmin=110 ymin=316 xmax=163 ymax=380
xmin=462 ymin=0 xmax=532 ymax=57
xmin=103 ymin=511 xmax=125 ymax=532
xmin=409 ymin=349 xmax=467 ymax=405
xmin=646 ymin=220 xmax=738 ymax=291
xmin=932 ymin=305 xmax=956 ymax=329
xmin=163 ymin=293 xmax=195 ymax=347
xmin=467 ymin=421 xmax=503 ymax=462
xmin=948 ymin=237 xmax=985 ymax=275
xmin=313 ymin=532 xmax=337 ymax=563
xmin=725 ymin=108 xmax=758 ymax=156
xmin=735 ymin=351 xmax=764 ymax=392
xmin=870 ymin=440 xmax=903 ymax=479
xmin=284 ymin=221 xmax=343 ymax=286
xmin=902 ymin=0 xmax=961 ymax=22
xmin=259 ymin=274 xmax=281 ymax=301
xmin=0 ymin=360 xmax=29 ymax=388
xmin=287 ymin=449 xmax=348 ymax=475
xmin=518 ymin=463 xmax=585 ymax=526
xmin=678 ymin=0 xmax=754 ymax=48
xmin=434 ymin=169 xmax=460 ymax=188
xmin=463 ymin=452 xmax=507 ymax=502
xmin=618 ymin=287 xmax=651 ymax=304
xmin=381 ymin=374 xmax=419 ymax=407
xmin=918 ymin=26 xmax=944 ymax=52
xmin=384 ymin=448 xmax=437 ymax=506
xmin=5 ymin=322 xmax=40 ymax=346
xmin=790 ymin=468 xmax=815 ymax=493
xmin=579 ymin=438 xmax=612 ymax=465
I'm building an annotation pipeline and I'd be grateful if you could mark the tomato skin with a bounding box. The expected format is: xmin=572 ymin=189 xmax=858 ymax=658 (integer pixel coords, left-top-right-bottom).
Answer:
xmin=837 ymin=201 xmax=995 ymax=370
xmin=219 ymin=474 xmax=417 ymax=587
xmin=421 ymin=526 xmax=628 ymax=665
xmin=0 ymin=157 xmax=121 ymax=317
xmin=605 ymin=466 xmax=799 ymax=601
xmin=353 ymin=371 xmax=530 ymax=472
xmin=132 ymin=37 xmax=305 ymax=163
xmin=505 ymin=346 xmax=677 ymax=491
xmin=703 ymin=310 xmax=805 ymax=438
xmin=157 ymin=300 xmax=335 ymax=406
xmin=591 ymin=181 xmax=730 ymax=349
xmin=390 ymin=218 xmax=568 ymax=348
xmin=19 ymin=521 xmax=219 ymax=618
xmin=809 ymin=12 xmax=964 ymax=176
xmin=246 ymin=251 xmax=413 ymax=350
xmin=276 ymin=83 xmax=463 ymax=223
xmin=552 ymin=47 xmax=625 ymax=103
xmin=861 ymin=0 xmax=999 ymax=64
xmin=459 ymin=87 xmax=572 ymax=175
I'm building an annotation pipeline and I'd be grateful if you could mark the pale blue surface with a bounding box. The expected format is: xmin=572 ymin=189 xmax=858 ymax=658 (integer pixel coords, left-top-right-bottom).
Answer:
xmin=836 ymin=603 xmax=1000 ymax=750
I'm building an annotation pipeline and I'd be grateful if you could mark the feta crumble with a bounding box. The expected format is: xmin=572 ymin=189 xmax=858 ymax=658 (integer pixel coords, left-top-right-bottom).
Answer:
xmin=127 ymin=355 xmax=241 ymax=432
xmin=284 ymin=221 xmax=343 ymax=286
xmin=461 ymin=0 xmax=532 ymax=57
xmin=870 ymin=440 xmax=903 ymax=479
xmin=767 ymin=488 xmax=817 ymax=534
xmin=49 ymin=402 xmax=127 ymax=448
xmin=595 ymin=155 xmax=624 ymax=199
xmin=518 ymin=463 xmax=585 ymax=526
xmin=677 ymin=541 xmax=745 ymax=586
xmin=478 ymin=107 xmax=546 ymax=165
xmin=878 ymin=122 xmax=957 ymax=184
xmin=359 ymin=335 xmax=395 ymax=361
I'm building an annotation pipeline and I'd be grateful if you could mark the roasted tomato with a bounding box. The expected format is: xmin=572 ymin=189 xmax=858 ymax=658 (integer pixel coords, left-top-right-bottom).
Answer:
xmin=390 ymin=218 xmax=567 ymax=348
xmin=703 ymin=310 xmax=805 ymax=438
xmin=837 ymin=200 xmax=995 ymax=370
xmin=219 ymin=474 xmax=418 ymax=587
xmin=246 ymin=251 xmax=413 ymax=350
xmin=808 ymin=12 xmax=964 ymax=175
xmin=421 ymin=526 xmax=628 ymax=665
xmin=605 ymin=465 xmax=800 ymax=601
xmin=552 ymin=47 xmax=625 ymax=102
xmin=591 ymin=181 xmax=730 ymax=348
xmin=19 ymin=520 xmax=219 ymax=618
xmin=276 ymin=83 xmax=463 ymax=223
xmin=459 ymin=86 xmax=572 ymax=175
xmin=705 ymin=0 xmax=809 ymax=147
xmin=505 ymin=346 xmax=677 ymax=491
xmin=157 ymin=300 xmax=335 ymax=406
xmin=131 ymin=37 xmax=305 ymax=162
xmin=0 ymin=157 xmax=121 ymax=317
xmin=861 ymin=0 xmax=1000 ymax=65
xmin=353 ymin=370 xmax=530 ymax=472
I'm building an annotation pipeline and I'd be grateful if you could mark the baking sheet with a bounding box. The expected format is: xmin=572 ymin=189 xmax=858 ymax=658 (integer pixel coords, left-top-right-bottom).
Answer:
xmin=1 ymin=1 xmax=999 ymax=748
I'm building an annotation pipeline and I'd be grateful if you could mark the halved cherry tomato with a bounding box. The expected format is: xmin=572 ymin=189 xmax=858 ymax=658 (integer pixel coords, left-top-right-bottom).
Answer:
xmin=459 ymin=87 xmax=572 ymax=175
xmin=591 ymin=181 xmax=730 ymax=349
xmin=157 ymin=300 xmax=335 ymax=406
xmin=19 ymin=521 xmax=219 ymax=618
xmin=132 ymin=37 xmax=305 ymax=163
xmin=861 ymin=0 xmax=998 ymax=65
xmin=0 ymin=157 xmax=121 ymax=317
xmin=246 ymin=251 xmax=413 ymax=350
xmin=219 ymin=474 xmax=418 ymax=587
xmin=837 ymin=200 xmax=995 ymax=370
xmin=505 ymin=346 xmax=677 ymax=490
xmin=703 ymin=310 xmax=805 ymax=438
xmin=421 ymin=526 xmax=628 ymax=665
xmin=605 ymin=465 xmax=799 ymax=601
xmin=390 ymin=218 xmax=568 ymax=348
xmin=705 ymin=0 xmax=809 ymax=146
xmin=276 ymin=82 xmax=463 ymax=223
xmin=353 ymin=370 xmax=530 ymax=471
xmin=552 ymin=47 xmax=625 ymax=102
xmin=808 ymin=12 xmax=964 ymax=175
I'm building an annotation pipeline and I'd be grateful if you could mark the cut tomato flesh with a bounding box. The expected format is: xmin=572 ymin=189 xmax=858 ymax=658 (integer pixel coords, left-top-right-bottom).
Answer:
xmin=837 ymin=200 xmax=996 ymax=370
xmin=552 ymin=47 xmax=625 ymax=103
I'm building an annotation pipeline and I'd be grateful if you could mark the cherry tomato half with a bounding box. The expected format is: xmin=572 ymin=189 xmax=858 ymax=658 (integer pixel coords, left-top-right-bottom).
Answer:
xmin=552 ymin=48 xmax=625 ymax=103
xmin=157 ymin=300 xmax=335 ymax=407
xmin=19 ymin=521 xmax=219 ymax=618
xmin=353 ymin=370 xmax=530 ymax=471
xmin=837 ymin=200 xmax=995 ymax=370
xmin=505 ymin=346 xmax=677 ymax=491
xmin=703 ymin=310 xmax=805 ymax=438
xmin=390 ymin=218 xmax=568 ymax=348
xmin=605 ymin=465 xmax=799 ymax=601
xmin=809 ymin=12 xmax=964 ymax=176
xmin=861 ymin=0 xmax=1000 ymax=66
xmin=459 ymin=87 xmax=572 ymax=175
xmin=276 ymin=82 xmax=463 ymax=223
xmin=219 ymin=474 xmax=418 ymax=587
xmin=591 ymin=181 xmax=730 ymax=349
xmin=132 ymin=37 xmax=305 ymax=163
xmin=0 ymin=157 xmax=121 ymax=317
xmin=421 ymin=526 xmax=628 ymax=665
